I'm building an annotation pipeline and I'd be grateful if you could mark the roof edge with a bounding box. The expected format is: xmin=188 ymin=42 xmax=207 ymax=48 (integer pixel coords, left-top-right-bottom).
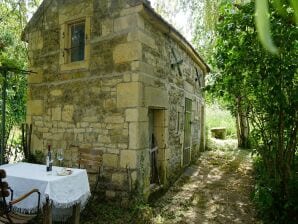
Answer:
xmin=140 ymin=3 xmax=210 ymax=73
xmin=22 ymin=0 xmax=49 ymax=42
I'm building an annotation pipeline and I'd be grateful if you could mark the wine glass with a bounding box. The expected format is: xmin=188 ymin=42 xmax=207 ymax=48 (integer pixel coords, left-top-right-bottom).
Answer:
xmin=56 ymin=148 xmax=64 ymax=169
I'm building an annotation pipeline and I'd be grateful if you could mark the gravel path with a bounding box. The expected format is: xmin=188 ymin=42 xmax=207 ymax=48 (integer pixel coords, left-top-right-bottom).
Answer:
xmin=152 ymin=139 xmax=260 ymax=224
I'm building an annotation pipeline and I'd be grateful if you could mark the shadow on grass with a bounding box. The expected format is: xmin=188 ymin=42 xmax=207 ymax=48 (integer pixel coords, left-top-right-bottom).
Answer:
xmin=150 ymin=139 xmax=256 ymax=223
xmin=80 ymin=200 xmax=133 ymax=224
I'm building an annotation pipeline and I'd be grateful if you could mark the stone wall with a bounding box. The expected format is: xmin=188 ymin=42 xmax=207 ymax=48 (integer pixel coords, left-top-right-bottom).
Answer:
xmin=134 ymin=15 xmax=206 ymax=185
xmin=24 ymin=0 xmax=207 ymax=200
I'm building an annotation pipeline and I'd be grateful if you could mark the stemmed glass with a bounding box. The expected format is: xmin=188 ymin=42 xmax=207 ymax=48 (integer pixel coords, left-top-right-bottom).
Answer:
xmin=56 ymin=148 xmax=64 ymax=170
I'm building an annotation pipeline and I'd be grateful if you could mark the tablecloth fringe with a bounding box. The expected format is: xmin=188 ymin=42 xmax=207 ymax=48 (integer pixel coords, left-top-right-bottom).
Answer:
xmin=52 ymin=192 xmax=91 ymax=222
xmin=11 ymin=192 xmax=91 ymax=222
xmin=52 ymin=192 xmax=91 ymax=209
xmin=12 ymin=206 xmax=39 ymax=215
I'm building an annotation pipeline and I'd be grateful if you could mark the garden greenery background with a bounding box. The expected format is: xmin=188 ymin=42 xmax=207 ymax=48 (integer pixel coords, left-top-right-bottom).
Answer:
xmin=1 ymin=0 xmax=297 ymax=223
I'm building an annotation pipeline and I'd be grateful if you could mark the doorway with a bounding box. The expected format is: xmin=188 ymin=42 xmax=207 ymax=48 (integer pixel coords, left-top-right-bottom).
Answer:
xmin=183 ymin=98 xmax=192 ymax=166
xmin=148 ymin=109 xmax=166 ymax=185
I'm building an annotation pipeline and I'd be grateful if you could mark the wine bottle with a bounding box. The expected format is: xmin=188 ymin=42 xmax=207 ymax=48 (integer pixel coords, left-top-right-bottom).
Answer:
xmin=46 ymin=145 xmax=52 ymax=172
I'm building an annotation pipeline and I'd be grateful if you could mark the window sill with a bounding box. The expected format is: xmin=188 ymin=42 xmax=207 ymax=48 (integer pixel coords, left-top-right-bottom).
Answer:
xmin=60 ymin=60 xmax=89 ymax=72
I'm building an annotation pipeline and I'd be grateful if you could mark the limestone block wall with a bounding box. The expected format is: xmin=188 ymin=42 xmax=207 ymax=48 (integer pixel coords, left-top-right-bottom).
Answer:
xmin=133 ymin=13 xmax=207 ymax=185
xmin=25 ymin=0 xmax=146 ymax=199
xmin=24 ymin=0 xmax=207 ymax=200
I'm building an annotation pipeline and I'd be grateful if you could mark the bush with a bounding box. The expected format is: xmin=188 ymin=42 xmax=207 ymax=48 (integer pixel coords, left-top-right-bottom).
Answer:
xmin=252 ymin=156 xmax=298 ymax=224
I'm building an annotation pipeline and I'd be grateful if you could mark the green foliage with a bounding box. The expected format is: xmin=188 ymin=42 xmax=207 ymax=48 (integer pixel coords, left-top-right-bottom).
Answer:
xmin=213 ymin=1 xmax=297 ymax=222
xmin=253 ymin=156 xmax=298 ymax=223
xmin=0 ymin=3 xmax=26 ymax=151
xmin=131 ymin=202 xmax=153 ymax=224
xmin=255 ymin=0 xmax=298 ymax=54
xmin=79 ymin=199 xmax=152 ymax=224
xmin=81 ymin=202 xmax=132 ymax=224
xmin=151 ymin=0 xmax=219 ymax=59
xmin=0 ymin=1 xmax=40 ymax=156
xmin=255 ymin=0 xmax=278 ymax=54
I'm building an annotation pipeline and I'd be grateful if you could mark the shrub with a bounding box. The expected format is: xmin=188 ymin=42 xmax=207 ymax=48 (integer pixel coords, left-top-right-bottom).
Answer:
xmin=252 ymin=156 xmax=298 ymax=224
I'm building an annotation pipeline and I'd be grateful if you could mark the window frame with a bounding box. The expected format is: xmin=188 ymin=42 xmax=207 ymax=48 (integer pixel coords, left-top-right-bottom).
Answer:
xmin=68 ymin=21 xmax=86 ymax=63
xmin=60 ymin=17 xmax=91 ymax=71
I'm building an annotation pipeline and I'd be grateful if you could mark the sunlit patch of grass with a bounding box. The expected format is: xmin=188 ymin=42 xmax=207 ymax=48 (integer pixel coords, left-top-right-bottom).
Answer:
xmin=152 ymin=214 xmax=165 ymax=224
xmin=221 ymin=157 xmax=242 ymax=173
xmin=208 ymin=180 xmax=226 ymax=190
xmin=194 ymin=191 xmax=208 ymax=209
xmin=206 ymin=103 xmax=236 ymax=138
xmin=178 ymin=198 xmax=192 ymax=210
xmin=152 ymin=139 xmax=257 ymax=224
xmin=207 ymin=138 xmax=238 ymax=151
xmin=164 ymin=210 xmax=176 ymax=220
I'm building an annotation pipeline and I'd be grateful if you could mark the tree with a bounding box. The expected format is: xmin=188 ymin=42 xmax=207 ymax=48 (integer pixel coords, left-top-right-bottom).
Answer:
xmin=0 ymin=0 xmax=41 ymax=161
xmin=150 ymin=0 xmax=220 ymax=59
xmin=212 ymin=1 xmax=297 ymax=221
xmin=255 ymin=0 xmax=298 ymax=54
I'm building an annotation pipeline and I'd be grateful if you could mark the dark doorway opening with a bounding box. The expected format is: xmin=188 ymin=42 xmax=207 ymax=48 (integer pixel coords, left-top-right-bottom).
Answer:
xmin=148 ymin=109 xmax=166 ymax=186
xmin=183 ymin=98 xmax=192 ymax=166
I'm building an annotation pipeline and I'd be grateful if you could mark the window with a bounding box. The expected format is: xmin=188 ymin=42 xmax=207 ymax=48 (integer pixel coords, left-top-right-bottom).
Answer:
xmin=183 ymin=98 xmax=192 ymax=166
xmin=60 ymin=17 xmax=90 ymax=71
xmin=69 ymin=22 xmax=85 ymax=62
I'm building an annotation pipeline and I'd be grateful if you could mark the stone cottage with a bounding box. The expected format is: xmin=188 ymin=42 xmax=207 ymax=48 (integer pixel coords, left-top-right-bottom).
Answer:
xmin=23 ymin=0 xmax=209 ymax=200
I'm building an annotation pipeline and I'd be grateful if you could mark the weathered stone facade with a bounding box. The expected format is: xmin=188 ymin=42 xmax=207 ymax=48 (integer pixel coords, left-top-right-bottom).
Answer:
xmin=23 ymin=0 xmax=209 ymax=200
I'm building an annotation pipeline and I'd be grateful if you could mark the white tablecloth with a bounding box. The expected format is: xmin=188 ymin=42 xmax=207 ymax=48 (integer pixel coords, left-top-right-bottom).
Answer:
xmin=0 ymin=162 xmax=90 ymax=221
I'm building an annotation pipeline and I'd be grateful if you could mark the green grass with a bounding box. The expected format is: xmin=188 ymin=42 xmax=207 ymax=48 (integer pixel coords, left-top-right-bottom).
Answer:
xmin=80 ymin=201 xmax=133 ymax=224
xmin=206 ymin=103 xmax=236 ymax=138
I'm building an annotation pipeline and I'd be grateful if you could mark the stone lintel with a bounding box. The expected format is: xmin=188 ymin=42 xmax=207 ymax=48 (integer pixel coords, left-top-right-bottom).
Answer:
xmin=125 ymin=108 xmax=148 ymax=122
xmin=116 ymin=82 xmax=143 ymax=108
xmin=144 ymin=86 xmax=169 ymax=108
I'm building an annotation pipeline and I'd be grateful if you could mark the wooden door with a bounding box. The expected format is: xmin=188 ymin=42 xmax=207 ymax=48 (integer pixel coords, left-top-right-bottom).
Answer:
xmin=183 ymin=98 xmax=192 ymax=166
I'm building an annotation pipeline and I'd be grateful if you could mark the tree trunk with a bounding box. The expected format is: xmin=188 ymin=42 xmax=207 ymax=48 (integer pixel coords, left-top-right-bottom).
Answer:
xmin=236 ymin=97 xmax=250 ymax=148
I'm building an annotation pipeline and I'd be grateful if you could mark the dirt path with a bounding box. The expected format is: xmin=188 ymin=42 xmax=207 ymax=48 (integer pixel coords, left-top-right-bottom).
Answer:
xmin=152 ymin=139 xmax=260 ymax=224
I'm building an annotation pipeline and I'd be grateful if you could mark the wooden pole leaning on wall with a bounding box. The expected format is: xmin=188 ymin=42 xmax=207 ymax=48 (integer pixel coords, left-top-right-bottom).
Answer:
xmin=21 ymin=123 xmax=32 ymax=160
xmin=0 ymin=70 xmax=7 ymax=164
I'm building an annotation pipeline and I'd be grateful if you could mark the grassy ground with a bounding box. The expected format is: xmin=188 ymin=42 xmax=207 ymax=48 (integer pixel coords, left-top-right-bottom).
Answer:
xmin=31 ymin=138 xmax=258 ymax=224
xmin=78 ymin=139 xmax=258 ymax=224
xmin=150 ymin=139 xmax=259 ymax=224
xmin=80 ymin=201 xmax=134 ymax=224
xmin=206 ymin=103 xmax=236 ymax=138
xmin=32 ymin=105 xmax=240 ymax=223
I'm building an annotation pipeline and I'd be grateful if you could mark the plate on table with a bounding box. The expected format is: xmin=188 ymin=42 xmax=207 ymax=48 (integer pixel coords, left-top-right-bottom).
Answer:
xmin=56 ymin=169 xmax=72 ymax=176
